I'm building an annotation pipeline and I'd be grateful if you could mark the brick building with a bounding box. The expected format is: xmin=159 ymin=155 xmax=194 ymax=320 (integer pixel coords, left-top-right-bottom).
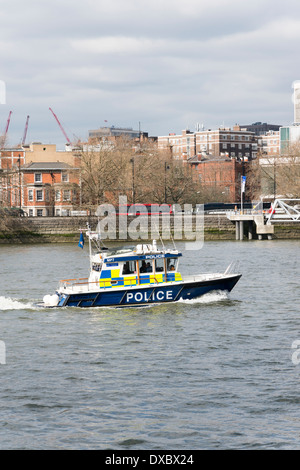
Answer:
xmin=0 ymin=144 xmax=81 ymax=216
xmin=188 ymin=154 xmax=244 ymax=202
xmin=260 ymin=130 xmax=280 ymax=156
xmin=0 ymin=147 xmax=26 ymax=170
xmin=21 ymin=162 xmax=80 ymax=217
xmin=158 ymin=125 xmax=258 ymax=161
xmin=0 ymin=148 xmax=26 ymax=207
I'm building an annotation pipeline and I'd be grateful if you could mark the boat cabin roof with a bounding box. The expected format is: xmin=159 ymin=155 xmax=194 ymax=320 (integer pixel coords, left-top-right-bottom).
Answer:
xmin=93 ymin=243 xmax=182 ymax=264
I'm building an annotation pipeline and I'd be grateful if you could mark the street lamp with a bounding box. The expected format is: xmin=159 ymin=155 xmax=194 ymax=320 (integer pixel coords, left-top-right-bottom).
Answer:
xmin=164 ymin=162 xmax=170 ymax=203
xmin=130 ymin=158 xmax=135 ymax=204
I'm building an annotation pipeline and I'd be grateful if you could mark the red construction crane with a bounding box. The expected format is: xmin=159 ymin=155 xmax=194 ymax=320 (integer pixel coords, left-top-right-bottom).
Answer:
xmin=21 ymin=115 xmax=30 ymax=145
xmin=0 ymin=110 xmax=12 ymax=147
xmin=49 ymin=107 xmax=71 ymax=144
xmin=4 ymin=110 xmax=12 ymax=136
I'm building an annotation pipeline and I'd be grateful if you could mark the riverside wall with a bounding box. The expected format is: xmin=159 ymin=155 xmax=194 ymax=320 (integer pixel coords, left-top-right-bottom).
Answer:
xmin=0 ymin=214 xmax=299 ymax=244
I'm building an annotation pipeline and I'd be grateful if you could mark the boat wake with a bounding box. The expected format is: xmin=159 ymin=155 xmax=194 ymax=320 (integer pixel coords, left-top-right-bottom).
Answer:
xmin=0 ymin=296 xmax=39 ymax=311
xmin=178 ymin=290 xmax=229 ymax=304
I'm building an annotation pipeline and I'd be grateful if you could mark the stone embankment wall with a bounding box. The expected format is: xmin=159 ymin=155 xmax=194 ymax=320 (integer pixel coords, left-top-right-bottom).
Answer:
xmin=0 ymin=215 xmax=299 ymax=244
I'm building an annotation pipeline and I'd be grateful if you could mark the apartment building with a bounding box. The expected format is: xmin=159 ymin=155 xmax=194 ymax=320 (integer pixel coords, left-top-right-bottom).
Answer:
xmin=260 ymin=131 xmax=280 ymax=156
xmin=158 ymin=125 xmax=258 ymax=161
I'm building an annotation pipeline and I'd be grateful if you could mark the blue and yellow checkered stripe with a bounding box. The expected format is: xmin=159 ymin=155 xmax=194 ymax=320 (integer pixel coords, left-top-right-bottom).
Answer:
xmin=99 ymin=268 xmax=182 ymax=288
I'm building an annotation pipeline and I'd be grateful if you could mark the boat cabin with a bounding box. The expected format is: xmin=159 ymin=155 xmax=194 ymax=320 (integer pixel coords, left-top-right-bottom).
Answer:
xmin=89 ymin=243 xmax=182 ymax=289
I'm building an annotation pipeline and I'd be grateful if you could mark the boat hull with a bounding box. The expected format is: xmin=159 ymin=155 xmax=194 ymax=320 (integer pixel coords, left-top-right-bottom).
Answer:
xmin=55 ymin=274 xmax=241 ymax=308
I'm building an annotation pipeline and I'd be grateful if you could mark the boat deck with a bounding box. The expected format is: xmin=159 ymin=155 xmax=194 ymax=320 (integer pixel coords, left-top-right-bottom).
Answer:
xmin=57 ymin=273 xmax=227 ymax=295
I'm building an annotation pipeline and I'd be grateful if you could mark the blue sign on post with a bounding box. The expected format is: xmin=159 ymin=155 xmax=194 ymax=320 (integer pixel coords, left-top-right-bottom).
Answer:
xmin=241 ymin=175 xmax=246 ymax=192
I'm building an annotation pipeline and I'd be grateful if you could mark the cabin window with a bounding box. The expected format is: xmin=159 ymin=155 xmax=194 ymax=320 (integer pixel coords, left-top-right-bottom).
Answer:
xmin=167 ymin=258 xmax=178 ymax=271
xmin=139 ymin=259 xmax=153 ymax=273
xmin=155 ymin=258 xmax=164 ymax=272
xmin=92 ymin=263 xmax=101 ymax=272
xmin=122 ymin=260 xmax=136 ymax=275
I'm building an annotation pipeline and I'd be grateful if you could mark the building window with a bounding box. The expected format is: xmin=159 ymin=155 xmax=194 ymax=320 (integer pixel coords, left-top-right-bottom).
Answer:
xmin=28 ymin=189 xmax=33 ymax=201
xmin=36 ymin=190 xmax=43 ymax=201
xmin=37 ymin=209 xmax=43 ymax=217
xmin=63 ymin=190 xmax=71 ymax=201
xmin=35 ymin=173 xmax=42 ymax=183
xmin=222 ymin=143 xmax=227 ymax=149
xmin=62 ymin=172 xmax=69 ymax=182
xmin=55 ymin=190 xmax=61 ymax=201
xmin=29 ymin=209 xmax=33 ymax=216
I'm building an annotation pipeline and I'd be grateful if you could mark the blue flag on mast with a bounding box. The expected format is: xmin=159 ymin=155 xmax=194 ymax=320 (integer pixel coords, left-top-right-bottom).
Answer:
xmin=78 ymin=232 xmax=84 ymax=249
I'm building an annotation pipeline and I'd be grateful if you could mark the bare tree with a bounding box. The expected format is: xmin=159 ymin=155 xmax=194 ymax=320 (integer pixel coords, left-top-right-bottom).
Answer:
xmin=246 ymin=143 xmax=300 ymax=200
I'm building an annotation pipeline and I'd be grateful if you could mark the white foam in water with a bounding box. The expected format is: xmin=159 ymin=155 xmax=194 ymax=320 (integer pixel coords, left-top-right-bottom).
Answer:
xmin=0 ymin=296 xmax=37 ymax=311
xmin=178 ymin=290 xmax=229 ymax=304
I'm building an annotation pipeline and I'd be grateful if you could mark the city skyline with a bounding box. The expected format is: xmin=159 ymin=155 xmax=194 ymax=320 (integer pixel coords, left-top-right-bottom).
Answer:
xmin=0 ymin=0 xmax=300 ymax=148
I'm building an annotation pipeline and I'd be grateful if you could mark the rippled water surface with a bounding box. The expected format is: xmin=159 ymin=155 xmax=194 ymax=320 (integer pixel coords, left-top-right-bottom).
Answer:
xmin=0 ymin=239 xmax=299 ymax=449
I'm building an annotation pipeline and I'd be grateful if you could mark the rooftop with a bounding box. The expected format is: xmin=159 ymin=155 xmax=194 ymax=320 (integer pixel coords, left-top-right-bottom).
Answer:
xmin=22 ymin=161 xmax=76 ymax=171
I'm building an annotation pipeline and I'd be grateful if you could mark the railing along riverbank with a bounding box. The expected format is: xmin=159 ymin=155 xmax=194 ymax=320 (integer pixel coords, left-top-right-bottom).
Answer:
xmin=0 ymin=214 xmax=300 ymax=243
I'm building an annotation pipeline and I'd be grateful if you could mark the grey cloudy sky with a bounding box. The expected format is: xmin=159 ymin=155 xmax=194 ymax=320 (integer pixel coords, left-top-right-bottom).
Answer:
xmin=1 ymin=0 xmax=300 ymax=148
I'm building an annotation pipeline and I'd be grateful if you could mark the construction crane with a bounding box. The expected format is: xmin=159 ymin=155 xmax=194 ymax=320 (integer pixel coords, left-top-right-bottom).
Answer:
xmin=21 ymin=115 xmax=30 ymax=146
xmin=0 ymin=110 xmax=12 ymax=148
xmin=49 ymin=107 xmax=71 ymax=145
xmin=4 ymin=110 xmax=12 ymax=135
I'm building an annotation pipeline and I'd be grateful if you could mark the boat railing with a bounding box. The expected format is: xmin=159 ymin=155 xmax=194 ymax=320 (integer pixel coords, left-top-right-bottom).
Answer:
xmin=58 ymin=274 xmax=179 ymax=291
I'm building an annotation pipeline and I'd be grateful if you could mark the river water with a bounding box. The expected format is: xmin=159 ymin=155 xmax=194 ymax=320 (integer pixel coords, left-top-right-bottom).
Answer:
xmin=0 ymin=239 xmax=299 ymax=450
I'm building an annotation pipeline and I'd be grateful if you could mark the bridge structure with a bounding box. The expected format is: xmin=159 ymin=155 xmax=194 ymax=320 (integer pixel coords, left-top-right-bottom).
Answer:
xmin=226 ymin=199 xmax=300 ymax=240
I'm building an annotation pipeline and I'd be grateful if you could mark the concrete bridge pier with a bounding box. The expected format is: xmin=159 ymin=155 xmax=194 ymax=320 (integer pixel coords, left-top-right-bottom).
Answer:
xmin=235 ymin=220 xmax=245 ymax=240
xmin=248 ymin=221 xmax=253 ymax=240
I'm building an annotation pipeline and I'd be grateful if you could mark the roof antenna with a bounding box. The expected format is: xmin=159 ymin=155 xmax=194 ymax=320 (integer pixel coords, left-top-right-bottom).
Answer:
xmin=152 ymin=218 xmax=166 ymax=252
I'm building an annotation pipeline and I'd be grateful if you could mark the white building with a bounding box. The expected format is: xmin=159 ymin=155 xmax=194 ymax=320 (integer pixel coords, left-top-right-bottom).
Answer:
xmin=294 ymin=81 xmax=300 ymax=124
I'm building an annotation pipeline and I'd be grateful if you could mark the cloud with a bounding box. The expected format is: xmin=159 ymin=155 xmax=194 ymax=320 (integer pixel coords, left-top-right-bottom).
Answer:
xmin=0 ymin=0 xmax=300 ymax=146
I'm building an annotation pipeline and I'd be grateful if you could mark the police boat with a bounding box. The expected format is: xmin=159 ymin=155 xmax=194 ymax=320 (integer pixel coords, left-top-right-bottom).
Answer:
xmin=42 ymin=227 xmax=241 ymax=308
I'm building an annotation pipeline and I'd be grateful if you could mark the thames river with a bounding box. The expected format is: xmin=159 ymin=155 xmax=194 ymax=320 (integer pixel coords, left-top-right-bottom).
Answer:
xmin=0 ymin=239 xmax=299 ymax=449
